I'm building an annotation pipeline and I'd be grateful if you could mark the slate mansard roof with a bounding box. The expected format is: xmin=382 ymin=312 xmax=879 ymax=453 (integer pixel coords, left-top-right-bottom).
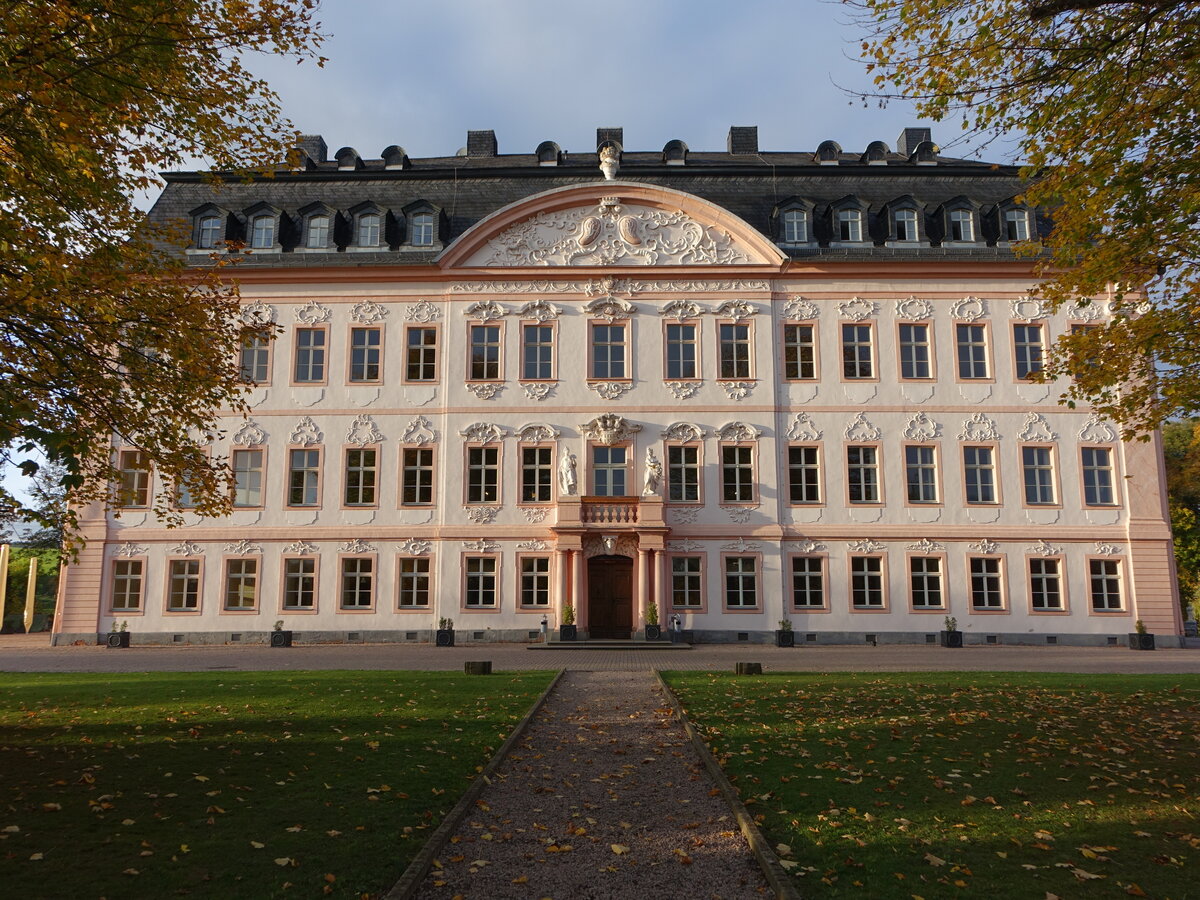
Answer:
xmin=151 ymin=126 xmax=1043 ymax=267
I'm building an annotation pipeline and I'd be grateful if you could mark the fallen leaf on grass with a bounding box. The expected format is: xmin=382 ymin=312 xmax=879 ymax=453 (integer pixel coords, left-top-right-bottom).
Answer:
xmin=250 ymin=841 xmax=265 ymax=849
xmin=274 ymin=857 xmax=295 ymax=867
xmin=511 ymin=875 xmax=528 ymax=884
xmin=924 ymin=853 xmax=946 ymax=867
xmin=29 ymin=853 xmax=43 ymax=861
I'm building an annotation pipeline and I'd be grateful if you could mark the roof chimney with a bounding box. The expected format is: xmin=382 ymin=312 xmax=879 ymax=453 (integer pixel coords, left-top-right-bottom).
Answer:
xmin=467 ymin=130 xmax=498 ymax=158
xmin=596 ymin=127 xmax=623 ymax=150
xmin=896 ymin=127 xmax=932 ymax=157
xmin=295 ymin=134 xmax=327 ymax=164
xmin=728 ymin=126 xmax=759 ymax=155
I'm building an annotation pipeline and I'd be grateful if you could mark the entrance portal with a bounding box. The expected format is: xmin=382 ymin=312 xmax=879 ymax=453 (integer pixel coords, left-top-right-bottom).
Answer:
xmin=587 ymin=555 xmax=634 ymax=639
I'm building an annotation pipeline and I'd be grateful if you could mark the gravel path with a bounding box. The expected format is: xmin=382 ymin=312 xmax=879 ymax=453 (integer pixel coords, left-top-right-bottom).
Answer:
xmin=412 ymin=670 xmax=771 ymax=899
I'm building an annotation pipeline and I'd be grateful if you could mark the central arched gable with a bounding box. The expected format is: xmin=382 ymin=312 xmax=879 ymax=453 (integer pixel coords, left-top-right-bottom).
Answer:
xmin=438 ymin=181 xmax=786 ymax=268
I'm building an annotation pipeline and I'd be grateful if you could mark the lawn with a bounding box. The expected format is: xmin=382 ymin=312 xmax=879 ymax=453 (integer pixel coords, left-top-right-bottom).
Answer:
xmin=663 ymin=671 xmax=1200 ymax=899
xmin=0 ymin=670 xmax=554 ymax=899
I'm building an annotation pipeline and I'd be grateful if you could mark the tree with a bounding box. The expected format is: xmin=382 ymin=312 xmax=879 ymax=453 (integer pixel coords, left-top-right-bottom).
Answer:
xmin=0 ymin=1 xmax=323 ymax=546
xmin=1161 ymin=419 xmax=1200 ymax=616
xmin=851 ymin=0 xmax=1200 ymax=435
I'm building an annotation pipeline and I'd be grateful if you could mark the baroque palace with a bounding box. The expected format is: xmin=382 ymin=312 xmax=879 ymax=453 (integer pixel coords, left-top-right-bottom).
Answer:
xmin=53 ymin=126 xmax=1184 ymax=646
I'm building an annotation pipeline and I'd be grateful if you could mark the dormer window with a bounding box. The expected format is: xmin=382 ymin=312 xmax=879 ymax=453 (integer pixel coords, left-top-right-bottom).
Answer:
xmin=411 ymin=212 xmax=434 ymax=247
xmin=782 ymin=209 xmax=807 ymax=243
xmin=357 ymin=213 xmax=381 ymax=247
xmin=949 ymin=209 xmax=974 ymax=242
xmin=306 ymin=215 xmax=330 ymax=249
xmin=250 ymin=215 xmax=275 ymax=249
xmin=837 ymin=209 xmax=862 ymax=242
xmin=894 ymin=208 xmax=918 ymax=242
xmin=197 ymin=215 xmax=222 ymax=249
xmin=1004 ymin=208 xmax=1030 ymax=241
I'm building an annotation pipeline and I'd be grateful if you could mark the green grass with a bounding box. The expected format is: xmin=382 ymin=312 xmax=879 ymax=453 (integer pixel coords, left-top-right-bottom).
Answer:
xmin=663 ymin=671 xmax=1200 ymax=899
xmin=0 ymin=670 xmax=554 ymax=899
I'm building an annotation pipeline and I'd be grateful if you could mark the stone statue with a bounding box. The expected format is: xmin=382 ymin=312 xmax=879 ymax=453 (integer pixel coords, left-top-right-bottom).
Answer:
xmin=599 ymin=145 xmax=620 ymax=181
xmin=559 ymin=451 xmax=578 ymax=496
xmin=642 ymin=447 xmax=662 ymax=496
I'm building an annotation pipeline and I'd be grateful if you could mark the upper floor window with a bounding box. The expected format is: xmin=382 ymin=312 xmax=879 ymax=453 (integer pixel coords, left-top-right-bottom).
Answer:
xmin=963 ymin=446 xmax=997 ymax=504
xmin=782 ymin=209 xmax=807 ymax=243
xmin=288 ymin=449 xmax=321 ymax=507
xmin=718 ymin=323 xmax=751 ymax=379
xmin=842 ymin=324 xmax=874 ymax=379
xmin=905 ymin=445 xmax=938 ymax=504
xmin=788 ymin=446 xmax=820 ymax=504
xmin=466 ymin=446 xmax=499 ymax=503
xmin=1022 ymin=445 xmax=1057 ymax=505
xmin=894 ymin=208 xmax=918 ymax=242
xmin=197 ymin=215 xmax=222 ymax=249
xmin=240 ymin=334 xmax=270 ymax=384
xmin=232 ymin=449 xmax=263 ymax=508
xmin=783 ymin=323 xmax=815 ymax=379
xmin=665 ymin=323 xmax=697 ymax=380
xmin=948 ymin=209 xmax=974 ymax=242
xmin=401 ymin=448 xmax=434 ymax=506
xmin=898 ymin=323 xmax=931 ymax=379
xmin=1082 ymin=447 xmax=1116 ymax=506
xmin=306 ymin=215 xmax=330 ymax=249
xmin=349 ymin=327 xmax=382 ymax=383
xmin=411 ymin=212 xmax=434 ymax=246
xmin=592 ymin=445 xmax=628 ymax=497
xmin=249 ymin=215 xmax=275 ymax=249
xmin=118 ymin=450 xmax=150 ymax=508
xmin=523 ymin=324 xmax=554 ymax=380
xmin=667 ymin=445 xmax=700 ymax=502
xmin=470 ymin=325 xmax=502 ymax=381
xmin=956 ymin=324 xmax=989 ymax=379
xmin=721 ymin=445 xmax=755 ymax=503
xmin=521 ymin=447 xmax=553 ymax=503
xmin=1013 ymin=324 xmax=1045 ymax=379
xmin=344 ymin=448 xmax=378 ymax=507
xmin=591 ymin=324 xmax=626 ymax=379
xmin=405 ymin=327 xmax=437 ymax=382
xmin=836 ymin=209 xmax=862 ymax=242
xmin=294 ymin=328 xmax=326 ymax=383
xmin=1004 ymin=208 xmax=1030 ymax=242
xmin=847 ymin=446 xmax=880 ymax=504
xmin=357 ymin=213 xmax=381 ymax=247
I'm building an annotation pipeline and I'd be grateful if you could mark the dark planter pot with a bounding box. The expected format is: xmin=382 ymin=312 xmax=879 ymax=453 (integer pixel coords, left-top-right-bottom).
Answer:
xmin=270 ymin=630 xmax=293 ymax=648
xmin=940 ymin=630 xmax=964 ymax=648
xmin=435 ymin=628 xmax=455 ymax=647
xmin=644 ymin=624 xmax=663 ymax=641
xmin=776 ymin=629 xmax=796 ymax=648
xmin=1128 ymin=632 xmax=1156 ymax=651
xmin=559 ymin=624 xmax=577 ymax=641
xmin=106 ymin=632 xmax=130 ymax=649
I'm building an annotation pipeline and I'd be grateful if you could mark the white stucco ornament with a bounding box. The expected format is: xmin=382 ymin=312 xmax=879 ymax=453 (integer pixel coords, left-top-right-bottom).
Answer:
xmin=232 ymin=420 xmax=267 ymax=446
xmin=463 ymin=299 xmax=507 ymax=321
xmin=907 ymin=537 xmax=945 ymax=553
xmin=848 ymin=539 xmax=885 ymax=553
xmin=459 ymin=422 xmax=507 ymax=444
xmin=957 ymin=412 xmax=1000 ymax=442
xmin=1078 ymin=414 xmax=1117 ymax=443
xmin=403 ymin=416 xmax=437 ymax=445
xmin=522 ymin=383 xmax=553 ymax=401
xmin=290 ymin=416 xmax=323 ymax=446
xmin=951 ymin=296 xmax=988 ymax=322
xmin=397 ymin=539 xmax=432 ymax=556
xmin=844 ymin=412 xmax=881 ymax=442
xmin=1010 ymin=297 xmax=1048 ymax=321
xmin=350 ymin=300 xmax=388 ymax=324
xmin=295 ymin=299 xmax=331 ymax=324
xmin=338 ymin=538 xmax=376 ymax=554
xmin=599 ymin=146 xmax=620 ymax=180
xmin=170 ymin=541 xmax=205 ymax=556
xmin=515 ymin=423 xmax=560 ymax=443
xmin=590 ymin=381 xmax=632 ymax=400
xmin=716 ymin=421 xmax=761 ymax=443
xmin=580 ymin=413 xmax=642 ymax=446
xmin=224 ymin=539 xmax=262 ymax=555
xmin=720 ymin=381 xmax=754 ymax=400
xmin=839 ymin=298 xmax=878 ymax=322
xmin=519 ymin=298 xmax=561 ymax=321
xmin=903 ymin=412 xmax=942 ymax=442
xmin=786 ymin=413 xmax=822 ymax=441
xmin=1031 ymin=539 xmax=1061 ymax=556
xmin=466 ymin=383 xmax=503 ymax=400
xmin=661 ymin=422 xmax=705 ymax=443
xmin=1018 ymin=412 xmax=1058 ymax=442
xmin=240 ymin=300 xmax=276 ymax=326
xmin=783 ymin=297 xmax=820 ymax=320
xmin=666 ymin=381 xmax=701 ymax=400
xmin=284 ymin=540 xmax=318 ymax=555
xmin=114 ymin=543 xmax=147 ymax=557
xmin=968 ymin=538 xmax=998 ymax=554
xmin=659 ymin=299 xmax=702 ymax=321
xmin=466 ymin=507 xmax=499 ymax=524
xmin=789 ymin=539 xmax=827 ymax=554
xmin=713 ymin=299 xmax=756 ymax=322
xmin=895 ymin=297 xmax=933 ymax=320
xmin=405 ymin=300 xmax=441 ymax=322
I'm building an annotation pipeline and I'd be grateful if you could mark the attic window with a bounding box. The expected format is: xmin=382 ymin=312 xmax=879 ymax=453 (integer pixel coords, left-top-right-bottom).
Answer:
xmin=782 ymin=209 xmax=807 ymax=243
xmin=411 ymin=213 xmax=434 ymax=246
xmin=1005 ymin=209 xmax=1030 ymax=241
xmin=306 ymin=215 xmax=329 ymax=249
xmin=837 ymin=209 xmax=862 ymax=242
xmin=197 ymin=215 xmax=222 ymax=249
xmin=894 ymin=208 xmax=918 ymax=242
xmin=358 ymin=213 xmax=381 ymax=247
xmin=250 ymin=215 xmax=275 ymax=249
xmin=949 ymin=209 xmax=974 ymax=242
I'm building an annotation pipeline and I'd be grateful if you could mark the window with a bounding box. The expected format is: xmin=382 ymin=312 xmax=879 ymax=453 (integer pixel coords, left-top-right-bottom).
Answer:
xmin=898 ymin=323 xmax=931 ymax=379
xmin=283 ymin=558 xmax=316 ymax=609
xmin=111 ymin=559 xmax=143 ymax=610
xmin=349 ymin=327 xmax=381 ymax=382
xmin=851 ymin=556 xmax=884 ymax=608
xmin=847 ymin=446 xmax=880 ymax=503
xmin=167 ymin=559 xmax=201 ymax=611
xmin=592 ymin=446 xmax=627 ymax=497
xmin=1082 ymin=447 xmax=1116 ymax=506
xmin=225 ymin=558 xmax=258 ymax=610
xmin=591 ymin=324 xmax=626 ymax=379
xmin=970 ymin=557 xmax=1003 ymax=609
xmin=1089 ymin=559 xmax=1122 ymax=610
xmin=520 ymin=557 xmax=551 ymax=608
xmin=521 ymin=447 xmax=553 ymax=503
xmin=1004 ymin=209 xmax=1030 ymax=242
xmin=523 ymin=324 xmax=554 ymax=380
xmin=782 ymin=209 xmax=807 ymax=243
xmin=197 ymin=215 xmax=222 ymax=249
xmin=250 ymin=215 xmax=274 ymax=249
xmin=724 ymin=556 xmax=758 ymax=607
xmin=842 ymin=324 xmax=874 ymax=378
xmin=910 ymin=557 xmax=942 ymax=608
xmin=401 ymin=448 xmax=434 ymax=506
xmin=949 ymin=209 xmax=974 ymax=242
xmin=398 ymin=558 xmax=431 ymax=608
xmin=721 ymin=445 xmax=754 ymax=503
xmin=117 ymin=450 xmax=150 ymax=508
xmin=465 ymin=557 xmax=497 ymax=607
xmin=791 ymin=556 xmax=824 ymax=608
xmin=340 ymin=557 xmax=374 ymax=608
xmin=288 ymin=448 xmax=321 ymax=507
xmin=1022 ymin=446 xmax=1056 ymax=505
xmin=306 ymin=214 xmax=329 ymax=249
xmin=405 ymin=327 xmax=437 ymax=382
xmin=344 ymin=448 xmax=377 ymax=506
xmin=718 ymin=323 xmax=751 ymax=379
xmin=174 ymin=461 xmax=202 ymax=510
xmin=240 ymin=334 xmax=270 ymax=383
xmin=232 ymin=449 xmax=263 ymax=507
xmin=1013 ymin=324 xmax=1045 ymax=379
xmin=665 ymin=323 xmax=697 ymax=379
xmin=294 ymin=328 xmax=326 ymax=383
xmin=783 ymin=323 xmax=816 ymax=379
xmin=905 ymin=445 xmax=939 ymax=504
xmin=894 ymin=208 xmax=918 ymax=242
xmin=667 ymin=445 xmax=700 ymax=502
xmin=357 ymin=213 xmax=380 ymax=247
xmin=411 ymin=212 xmax=434 ymax=246
xmin=1030 ymin=558 xmax=1063 ymax=610
xmin=671 ymin=556 xmax=703 ymax=608
xmin=836 ymin=208 xmax=862 ymax=242
xmin=788 ymin=446 xmax=820 ymax=504
xmin=963 ymin=446 xmax=997 ymax=504
xmin=469 ymin=325 xmax=501 ymax=381
xmin=466 ymin=446 xmax=499 ymax=503
xmin=956 ymin=324 xmax=989 ymax=379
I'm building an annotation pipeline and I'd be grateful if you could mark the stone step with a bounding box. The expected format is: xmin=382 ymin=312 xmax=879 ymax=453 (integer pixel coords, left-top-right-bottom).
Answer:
xmin=528 ymin=640 xmax=693 ymax=650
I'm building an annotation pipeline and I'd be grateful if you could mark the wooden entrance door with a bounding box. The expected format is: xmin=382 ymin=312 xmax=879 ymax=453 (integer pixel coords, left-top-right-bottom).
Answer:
xmin=587 ymin=555 xmax=633 ymax=639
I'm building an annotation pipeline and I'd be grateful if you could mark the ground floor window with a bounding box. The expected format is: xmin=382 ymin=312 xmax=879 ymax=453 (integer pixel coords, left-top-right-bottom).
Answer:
xmin=111 ymin=559 xmax=144 ymax=611
xmin=909 ymin=557 xmax=942 ymax=609
xmin=850 ymin=556 xmax=883 ymax=608
xmin=970 ymin=557 xmax=1003 ymax=610
xmin=671 ymin=556 xmax=703 ymax=608
xmin=167 ymin=559 xmax=201 ymax=611
xmin=520 ymin=557 xmax=550 ymax=607
xmin=1030 ymin=558 xmax=1063 ymax=610
xmin=465 ymin=557 xmax=498 ymax=608
xmin=224 ymin=558 xmax=258 ymax=610
xmin=791 ymin=556 xmax=824 ymax=608
xmin=1089 ymin=559 xmax=1122 ymax=610
xmin=340 ymin=558 xmax=374 ymax=609
xmin=283 ymin=557 xmax=316 ymax=609
xmin=724 ymin=556 xmax=758 ymax=607
xmin=398 ymin=558 xmax=431 ymax=608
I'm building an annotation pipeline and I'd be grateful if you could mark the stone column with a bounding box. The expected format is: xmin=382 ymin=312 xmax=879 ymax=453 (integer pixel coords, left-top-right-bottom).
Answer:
xmin=637 ymin=548 xmax=651 ymax=629
xmin=572 ymin=550 xmax=586 ymax=630
xmin=653 ymin=549 xmax=666 ymax=624
xmin=556 ymin=549 xmax=569 ymax=625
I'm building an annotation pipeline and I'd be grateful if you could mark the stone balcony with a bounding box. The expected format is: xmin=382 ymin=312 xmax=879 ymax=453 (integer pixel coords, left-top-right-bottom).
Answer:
xmin=553 ymin=495 xmax=666 ymax=531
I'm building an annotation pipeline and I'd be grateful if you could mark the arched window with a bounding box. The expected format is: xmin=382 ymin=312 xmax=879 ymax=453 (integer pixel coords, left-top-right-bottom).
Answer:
xmin=197 ymin=215 xmax=222 ymax=249
xmin=836 ymin=209 xmax=862 ymax=242
xmin=358 ymin=213 xmax=380 ymax=247
xmin=949 ymin=209 xmax=975 ymax=242
xmin=306 ymin=215 xmax=329 ymax=249
xmin=1004 ymin=208 xmax=1030 ymax=241
xmin=894 ymin=208 xmax=918 ymax=242
xmin=250 ymin=215 xmax=275 ymax=249
xmin=411 ymin=212 xmax=434 ymax=246
xmin=782 ymin=209 xmax=807 ymax=243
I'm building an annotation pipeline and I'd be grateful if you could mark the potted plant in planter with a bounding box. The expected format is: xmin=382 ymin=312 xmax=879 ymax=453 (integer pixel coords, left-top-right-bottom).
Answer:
xmin=435 ymin=617 xmax=455 ymax=647
xmin=559 ymin=604 xmax=577 ymax=641
xmin=106 ymin=619 xmax=130 ymax=649
xmin=940 ymin=615 xmax=963 ymax=648
xmin=1129 ymin=619 xmax=1156 ymax=651
xmin=644 ymin=602 xmax=662 ymax=641
xmin=270 ymin=619 xmax=293 ymax=648
xmin=776 ymin=618 xmax=795 ymax=647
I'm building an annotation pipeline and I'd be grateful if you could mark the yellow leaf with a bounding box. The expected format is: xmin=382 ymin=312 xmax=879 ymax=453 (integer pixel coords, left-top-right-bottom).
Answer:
xmin=612 ymin=844 xmax=630 ymax=855
xmin=274 ymin=857 xmax=293 ymax=866
xmin=194 ymin=775 xmax=209 ymax=782
xmin=924 ymin=853 xmax=946 ymax=867
xmin=250 ymin=841 xmax=264 ymax=849
xmin=29 ymin=853 xmax=43 ymax=861
xmin=511 ymin=875 xmax=528 ymax=884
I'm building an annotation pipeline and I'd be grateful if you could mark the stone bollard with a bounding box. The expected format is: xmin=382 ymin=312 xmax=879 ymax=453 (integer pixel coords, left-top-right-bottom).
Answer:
xmin=735 ymin=662 xmax=762 ymax=675
xmin=464 ymin=660 xmax=492 ymax=675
